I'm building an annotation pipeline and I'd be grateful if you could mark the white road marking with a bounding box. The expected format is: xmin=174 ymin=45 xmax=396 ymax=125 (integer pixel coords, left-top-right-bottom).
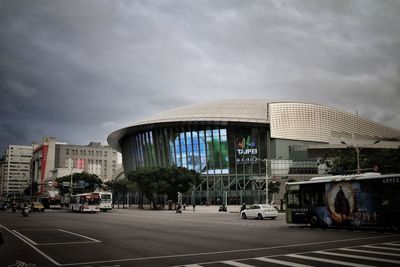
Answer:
xmin=37 ymin=241 xmax=100 ymax=246
xmin=287 ymin=254 xmax=375 ymax=267
xmin=340 ymin=247 xmax=400 ymax=257
xmin=61 ymin=235 xmax=400 ymax=266
xmin=222 ymin=260 xmax=255 ymax=267
xmin=363 ymin=245 xmax=400 ymax=251
xmin=255 ymin=257 xmax=314 ymax=267
xmin=314 ymin=250 xmax=400 ymax=264
xmin=57 ymin=229 xmax=101 ymax=242
xmin=383 ymin=242 xmax=400 ymax=246
xmin=0 ymin=224 xmax=61 ymax=266
xmin=12 ymin=230 xmax=39 ymax=245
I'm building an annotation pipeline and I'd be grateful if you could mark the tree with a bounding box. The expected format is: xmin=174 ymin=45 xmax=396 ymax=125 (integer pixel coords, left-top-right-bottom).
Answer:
xmin=127 ymin=165 xmax=200 ymax=209
xmin=330 ymin=148 xmax=400 ymax=174
xmin=55 ymin=172 xmax=103 ymax=195
xmin=105 ymin=179 xmax=131 ymax=208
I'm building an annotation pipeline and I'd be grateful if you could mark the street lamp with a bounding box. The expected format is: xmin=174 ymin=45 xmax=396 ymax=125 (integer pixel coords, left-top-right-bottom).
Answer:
xmin=257 ymin=158 xmax=270 ymax=204
xmin=69 ymin=158 xmax=74 ymax=196
xmin=340 ymin=140 xmax=380 ymax=174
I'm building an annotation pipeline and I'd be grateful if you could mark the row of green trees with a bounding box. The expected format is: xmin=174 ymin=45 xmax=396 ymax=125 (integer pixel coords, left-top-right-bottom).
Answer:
xmin=54 ymin=165 xmax=200 ymax=210
xmin=329 ymin=148 xmax=400 ymax=174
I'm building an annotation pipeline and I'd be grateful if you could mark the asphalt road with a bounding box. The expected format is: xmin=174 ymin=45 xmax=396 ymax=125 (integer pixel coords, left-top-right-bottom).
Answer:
xmin=0 ymin=208 xmax=399 ymax=267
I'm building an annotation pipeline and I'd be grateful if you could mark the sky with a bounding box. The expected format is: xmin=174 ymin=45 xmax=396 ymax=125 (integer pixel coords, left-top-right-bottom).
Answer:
xmin=1 ymin=0 xmax=400 ymax=153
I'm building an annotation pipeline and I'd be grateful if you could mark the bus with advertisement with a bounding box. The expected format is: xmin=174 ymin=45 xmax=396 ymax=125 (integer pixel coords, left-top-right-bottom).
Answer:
xmin=70 ymin=193 xmax=100 ymax=213
xmin=285 ymin=173 xmax=400 ymax=229
xmin=93 ymin=191 xmax=113 ymax=211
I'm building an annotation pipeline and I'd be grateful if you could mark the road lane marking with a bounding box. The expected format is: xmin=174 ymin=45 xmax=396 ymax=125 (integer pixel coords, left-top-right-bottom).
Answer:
xmin=287 ymin=254 xmax=375 ymax=267
xmin=314 ymin=250 xmax=400 ymax=264
xmin=60 ymin=234 xmax=400 ymax=266
xmin=363 ymin=245 xmax=400 ymax=251
xmin=254 ymin=257 xmax=314 ymax=267
xmin=339 ymin=247 xmax=400 ymax=257
xmin=0 ymin=224 xmax=61 ymax=266
xmin=57 ymin=229 xmax=101 ymax=243
xmin=383 ymin=242 xmax=400 ymax=246
xmin=222 ymin=260 xmax=255 ymax=267
xmin=37 ymin=241 xmax=100 ymax=246
xmin=12 ymin=230 xmax=39 ymax=245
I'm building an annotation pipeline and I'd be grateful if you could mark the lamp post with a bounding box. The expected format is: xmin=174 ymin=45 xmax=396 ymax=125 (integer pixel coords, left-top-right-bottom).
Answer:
xmin=69 ymin=158 xmax=73 ymax=196
xmin=340 ymin=140 xmax=380 ymax=174
xmin=257 ymin=158 xmax=270 ymax=204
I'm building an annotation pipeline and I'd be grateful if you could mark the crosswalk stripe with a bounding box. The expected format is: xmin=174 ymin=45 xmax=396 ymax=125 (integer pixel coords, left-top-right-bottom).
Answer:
xmin=314 ymin=251 xmax=400 ymax=264
xmin=254 ymin=257 xmax=314 ymax=267
xmin=363 ymin=245 xmax=400 ymax=251
xmin=340 ymin=247 xmax=400 ymax=257
xmin=221 ymin=260 xmax=255 ymax=267
xmin=287 ymin=254 xmax=375 ymax=267
xmin=383 ymin=242 xmax=400 ymax=246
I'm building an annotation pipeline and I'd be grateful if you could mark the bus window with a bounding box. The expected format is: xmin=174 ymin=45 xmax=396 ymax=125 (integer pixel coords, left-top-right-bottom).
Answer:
xmin=287 ymin=191 xmax=300 ymax=207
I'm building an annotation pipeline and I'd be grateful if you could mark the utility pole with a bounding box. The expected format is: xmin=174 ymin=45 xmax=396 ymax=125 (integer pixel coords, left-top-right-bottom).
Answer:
xmin=258 ymin=158 xmax=270 ymax=204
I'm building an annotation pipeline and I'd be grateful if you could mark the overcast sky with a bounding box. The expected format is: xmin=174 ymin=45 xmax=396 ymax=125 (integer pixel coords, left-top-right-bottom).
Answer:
xmin=1 ymin=0 xmax=400 ymax=153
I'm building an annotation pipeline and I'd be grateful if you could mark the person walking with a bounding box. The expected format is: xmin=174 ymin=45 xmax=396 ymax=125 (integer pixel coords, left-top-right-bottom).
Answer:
xmin=192 ymin=203 xmax=196 ymax=212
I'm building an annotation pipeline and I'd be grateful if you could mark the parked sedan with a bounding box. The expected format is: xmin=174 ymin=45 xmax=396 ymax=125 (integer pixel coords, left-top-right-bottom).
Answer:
xmin=240 ymin=204 xmax=278 ymax=220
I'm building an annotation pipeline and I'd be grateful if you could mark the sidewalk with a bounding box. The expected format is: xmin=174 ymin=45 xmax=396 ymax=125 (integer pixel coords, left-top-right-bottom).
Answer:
xmin=115 ymin=204 xmax=242 ymax=213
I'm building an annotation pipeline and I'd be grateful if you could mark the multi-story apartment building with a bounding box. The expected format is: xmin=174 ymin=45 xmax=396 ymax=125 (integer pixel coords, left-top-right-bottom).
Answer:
xmin=0 ymin=145 xmax=33 ymax=197
xmin=32 ymin=137 xmax=120 ymax=195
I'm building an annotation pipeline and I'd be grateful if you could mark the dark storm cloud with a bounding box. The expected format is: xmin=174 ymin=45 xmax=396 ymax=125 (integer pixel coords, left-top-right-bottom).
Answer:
xmin=1 ymin=0 xmax=399 ymax=152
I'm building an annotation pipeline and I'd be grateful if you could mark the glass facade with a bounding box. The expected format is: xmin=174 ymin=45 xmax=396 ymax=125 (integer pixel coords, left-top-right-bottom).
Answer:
xmin=120 ymin=124 xmax=270 ymax=204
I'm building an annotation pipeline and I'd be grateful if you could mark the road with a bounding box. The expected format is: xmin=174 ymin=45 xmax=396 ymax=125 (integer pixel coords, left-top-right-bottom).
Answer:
xmin=0 ymin=207 xmax=399 ymax=267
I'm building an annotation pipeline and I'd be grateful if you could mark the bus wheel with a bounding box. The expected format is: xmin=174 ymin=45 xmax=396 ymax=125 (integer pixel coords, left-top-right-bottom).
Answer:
xmin=310 ymin=215 xmax=319 ymax=228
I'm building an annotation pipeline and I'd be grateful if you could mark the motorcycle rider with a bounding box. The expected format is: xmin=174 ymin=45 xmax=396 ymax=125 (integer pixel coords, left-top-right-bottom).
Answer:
xmin=21 ymin=202 xmax=30 ymax=217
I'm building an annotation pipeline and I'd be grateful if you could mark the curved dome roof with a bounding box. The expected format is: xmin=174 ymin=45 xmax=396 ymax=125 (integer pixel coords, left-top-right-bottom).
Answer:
xmin=108 ymin=99 xmax=268 ymax=151
xmin=108 ymin=99 xmax=400 ymax=152
xmin=138 ymin=98 xmax=268 ymax=124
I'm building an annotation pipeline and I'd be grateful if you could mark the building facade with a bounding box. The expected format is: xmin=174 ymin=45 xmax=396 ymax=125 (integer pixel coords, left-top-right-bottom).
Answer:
xmin=108 ymin=100 xmax=400 ymax=205
xmin=0 ymin=145 xmax=34 ymax=198
xmin=32 ymin=137 xmax=120 ymax=195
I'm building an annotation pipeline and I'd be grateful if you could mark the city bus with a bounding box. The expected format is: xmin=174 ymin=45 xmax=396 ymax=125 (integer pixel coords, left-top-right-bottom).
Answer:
xmin=70 ymin=193 xmax=100 ymax=213
xmin=93 ymin=191 xmax=113 ymax=211
xmin=285 ymin=173 xmax=400 ymax=229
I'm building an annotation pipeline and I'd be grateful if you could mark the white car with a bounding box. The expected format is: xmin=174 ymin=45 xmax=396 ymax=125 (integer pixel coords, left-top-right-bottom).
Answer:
xmin=240 ymin=204 xmax=278 ymax=220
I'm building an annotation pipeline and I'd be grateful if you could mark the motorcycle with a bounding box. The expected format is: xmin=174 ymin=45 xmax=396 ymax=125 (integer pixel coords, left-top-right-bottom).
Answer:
xmin=22 ymin=206 xmax=30 ymax=217
xmin=176 ymin=204 xmax=182 ymax=214
xmin=218 ymin=205 xmax=227 ymax=212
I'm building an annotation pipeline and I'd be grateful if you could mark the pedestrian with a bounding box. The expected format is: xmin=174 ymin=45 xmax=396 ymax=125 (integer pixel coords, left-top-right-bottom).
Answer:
xmin=183 ymin=203 xmax=186 ymax=211
xmin=192 ymin=203 xmax=195 ymax=212
xmin=240 ymin=203 xmax=246 ymax=212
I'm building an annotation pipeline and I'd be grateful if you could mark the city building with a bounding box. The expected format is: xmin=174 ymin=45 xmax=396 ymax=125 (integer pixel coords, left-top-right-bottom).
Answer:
xmin=0 ymin=145 xmax=34 ymax=198
xmin=32 ymin=137 xmax=120 ymax=195
xmin=109 ymin=99 xmax=400 ymax=206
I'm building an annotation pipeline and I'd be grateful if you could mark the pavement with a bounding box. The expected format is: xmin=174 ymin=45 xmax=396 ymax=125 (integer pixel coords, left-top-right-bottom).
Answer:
xmin=113 ymin=204 xmax=285 ymax=213
xmin=112 ymin=204 xmax=243 ymax=213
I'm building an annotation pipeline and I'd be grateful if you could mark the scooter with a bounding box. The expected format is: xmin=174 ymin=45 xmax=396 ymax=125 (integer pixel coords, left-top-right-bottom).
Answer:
xmin=176 ymin=204 xmax=182 ymax=214
xmin=22 ymin=206 xmax=30 ymax=217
